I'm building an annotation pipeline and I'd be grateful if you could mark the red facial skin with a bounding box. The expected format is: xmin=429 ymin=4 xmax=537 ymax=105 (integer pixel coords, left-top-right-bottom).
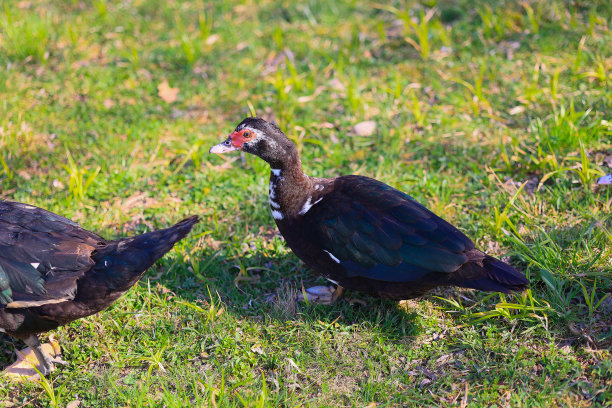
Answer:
xmin=229 ymin=129 xmax=254 ymax=149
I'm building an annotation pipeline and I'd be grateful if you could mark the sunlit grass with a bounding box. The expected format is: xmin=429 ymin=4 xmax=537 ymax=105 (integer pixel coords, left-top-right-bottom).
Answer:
xmin=0 ymin=0 xmax=610 ymax=406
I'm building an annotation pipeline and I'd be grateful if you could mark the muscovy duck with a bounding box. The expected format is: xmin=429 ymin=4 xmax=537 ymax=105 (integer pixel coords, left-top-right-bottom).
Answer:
xmin=0 ymin=200 xmax=198 ymax=376
xmin=210 ymin=117 xmax=529 ymax=303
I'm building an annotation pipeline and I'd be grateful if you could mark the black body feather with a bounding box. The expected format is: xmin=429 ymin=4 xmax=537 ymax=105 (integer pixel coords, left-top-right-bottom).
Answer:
xmin=277 ymin=175 xmax=528 ymax=299
xmin=0 ymin=200 xmax=198 ymax=339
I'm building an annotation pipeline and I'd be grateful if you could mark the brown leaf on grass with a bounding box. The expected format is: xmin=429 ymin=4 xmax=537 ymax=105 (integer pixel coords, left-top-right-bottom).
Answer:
xmin=509 ymin=106 xmax=525 ymax=115
xmin=158 ymin=80 xmax=179 ymax=103
xmin=257 ymin=225 xmax=281 ymax=241
xmin=503 ymin=176 xmax=539 ymax=195
xmin=250 ymin=345 xmax=264 ymax=354
xmin=353 ymin=121 xmax=376 ymax=136
xmin=205 ymin=155 xmax=239 ymax=172
xmin=52 ymin=179 xmax=64 ymax=189
xmin=328 ymin=78 xmax=345 ymax=91
xmin=205 ymin=34 xmax=220 ymax=45
xmin=297 ymin=86 xmax=325 ymax=103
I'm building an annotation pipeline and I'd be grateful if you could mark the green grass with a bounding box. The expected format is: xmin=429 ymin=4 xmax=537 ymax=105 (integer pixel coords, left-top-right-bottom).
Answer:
xmin=0 ymin=0 xmax=610 ymax=406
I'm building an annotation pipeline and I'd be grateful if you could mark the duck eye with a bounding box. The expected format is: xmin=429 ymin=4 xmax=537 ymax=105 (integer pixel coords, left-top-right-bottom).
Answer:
xmin=243 ymin=131 xmax=253 ymax=138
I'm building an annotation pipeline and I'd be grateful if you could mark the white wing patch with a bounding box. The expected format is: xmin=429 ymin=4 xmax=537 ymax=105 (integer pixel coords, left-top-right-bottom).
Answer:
xmin=315 ymin=184 xmax=324 ymax=191
xmin=323 ymin=250 xmax=341 ymax=263
xmin=269 ymin=199 xmax=280 ymax=209
xmin=271 ymin=168 xmax=282 ymax=177
xmin=299 ymin=197 xmax=323 ymax=215
xmin=31 ymin=263 xmax=40 ymax=269
xmin=271 ymin=210 xmax=284 ymax=220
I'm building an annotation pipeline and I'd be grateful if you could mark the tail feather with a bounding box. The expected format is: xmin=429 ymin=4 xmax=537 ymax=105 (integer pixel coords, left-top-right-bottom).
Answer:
xmin=88 ymin=215 xmax=199 ymax=292
xmin=454 ymin=255 xmax=529 ymax=294
xmin=114 ymin=215 xmax=200 ymax=259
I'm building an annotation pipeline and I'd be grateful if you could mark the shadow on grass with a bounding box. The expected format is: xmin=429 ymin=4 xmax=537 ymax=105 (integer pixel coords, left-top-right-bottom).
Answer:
xmin=158 ymin=248 xmax=422 ymax=344
xmin=0 ymin=333 xmax=20 ymax=370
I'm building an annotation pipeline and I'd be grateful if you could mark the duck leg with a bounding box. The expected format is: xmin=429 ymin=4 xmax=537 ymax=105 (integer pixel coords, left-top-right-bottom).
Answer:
xmin=22 ymin=335 xmax=67 ymax=376
xmin=331 ymin=285 xmax=345 ymax=302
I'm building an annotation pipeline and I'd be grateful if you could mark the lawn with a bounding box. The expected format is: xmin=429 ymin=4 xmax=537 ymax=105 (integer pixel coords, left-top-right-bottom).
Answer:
xmin=0 ymin=0 xmax=610 ymax=406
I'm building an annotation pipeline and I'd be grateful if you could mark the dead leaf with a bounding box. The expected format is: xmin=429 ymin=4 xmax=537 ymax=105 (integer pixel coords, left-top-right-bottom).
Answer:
xmin=353 ymin=121 xmax=376 ymax=136
xmin=103 ymin=99 xmax=115 ymax=109
xmin=158 ymin=80 xmax=179 ymax=103
xmin=66 ymin=401 xmax=81 ymax=408
xmin=206 ymin=34 xmax=220 ymax=45
xmin=419 ymin=378 xmax=432 ymax=387
xmin=434 ymin=354 xmax=453 ymax=366
xmin=328 ymin=78 xmax=345 ymax=91
xmin=297 ymin=86 xmax=325 ymax=103
xmin=509 ymin=106 xmax=525 ymax=115
xmin=52 ymin=179 xmax=65 ymax=189
xmin=286 ymin=358 xmax=302 ymax=373
xmin=460 ymin=383 xmax=469 ymax=408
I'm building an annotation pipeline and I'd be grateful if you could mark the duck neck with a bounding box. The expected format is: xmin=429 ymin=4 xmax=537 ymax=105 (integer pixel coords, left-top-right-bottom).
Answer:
xmin=268 ymin=152 xmax=311 ymax=218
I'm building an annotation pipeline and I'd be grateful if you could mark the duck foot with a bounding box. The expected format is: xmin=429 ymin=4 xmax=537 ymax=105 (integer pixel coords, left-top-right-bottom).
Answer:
xmin=297 ymin=285 xmax=345 ymax=305
xmin=2 ymin=336 xmax=64 ymax=381
xmin=332 ymin=285 xmax=345 ymax=302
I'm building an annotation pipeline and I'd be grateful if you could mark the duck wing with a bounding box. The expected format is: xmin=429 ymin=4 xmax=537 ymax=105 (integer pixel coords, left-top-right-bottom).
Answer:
xmin=303 ymin=175 xmax=476 ymax=282
xmin=0 ymin=201 xmax=104 ymax=308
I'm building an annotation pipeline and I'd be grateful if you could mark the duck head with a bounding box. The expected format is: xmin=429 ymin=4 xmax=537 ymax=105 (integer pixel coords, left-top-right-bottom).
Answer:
xmin=209 ymin=117 xmax=298 ymax=169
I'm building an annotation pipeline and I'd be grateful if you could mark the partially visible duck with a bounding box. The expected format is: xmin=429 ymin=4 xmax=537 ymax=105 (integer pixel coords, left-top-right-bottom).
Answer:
xmin=210 ymin=117 xmax=528 ymax=303
xmin=0 ymin=200 xmax=198 ymax=376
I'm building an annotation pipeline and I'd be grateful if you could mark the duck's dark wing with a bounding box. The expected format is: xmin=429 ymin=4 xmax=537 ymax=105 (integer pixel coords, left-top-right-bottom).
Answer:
xmin=304 ymin=175 xmax=476 ymax=282
xmin=0 ymin=201 xmax=104 ymax=308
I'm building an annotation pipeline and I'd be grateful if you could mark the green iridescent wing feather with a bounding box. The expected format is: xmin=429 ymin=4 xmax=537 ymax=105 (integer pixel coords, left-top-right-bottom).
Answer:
xmin=0 ymin=201 xmax=102 ymax=307
xmin=306 ymin=175 xmax=475 ymax=282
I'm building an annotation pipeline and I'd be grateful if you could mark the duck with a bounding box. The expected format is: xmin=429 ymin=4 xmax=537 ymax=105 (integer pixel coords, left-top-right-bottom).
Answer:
xmin=210 ymin=117 xmax=529 ymax=303
xmin=0 ymin=200 xmax=199 ymax=376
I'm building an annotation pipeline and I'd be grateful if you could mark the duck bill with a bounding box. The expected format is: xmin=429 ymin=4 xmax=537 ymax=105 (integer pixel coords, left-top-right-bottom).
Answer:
xmin=209 ymin=137 xmax=239 ymax=154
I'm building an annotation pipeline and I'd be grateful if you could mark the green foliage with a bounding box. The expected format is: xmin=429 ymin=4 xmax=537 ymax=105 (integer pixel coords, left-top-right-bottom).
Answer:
xmin=0 ymin=0 xmax=610 ymax=406
xmin=0 ymin=6 xmax=53 ymax=63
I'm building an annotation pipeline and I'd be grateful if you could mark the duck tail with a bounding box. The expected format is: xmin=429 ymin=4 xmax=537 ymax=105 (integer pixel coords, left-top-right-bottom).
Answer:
xmin=454 ymin=251 xmax=529 ymax=294
xmin=89 ymin=216 xmax=199 ymax=292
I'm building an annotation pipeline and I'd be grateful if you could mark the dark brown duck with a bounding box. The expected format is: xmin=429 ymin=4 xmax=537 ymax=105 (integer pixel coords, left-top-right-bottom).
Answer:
xmin=210 ymin=117 xmax=529 ymax=302
xmin=0 ymin=200 xmax=198 ymax=375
